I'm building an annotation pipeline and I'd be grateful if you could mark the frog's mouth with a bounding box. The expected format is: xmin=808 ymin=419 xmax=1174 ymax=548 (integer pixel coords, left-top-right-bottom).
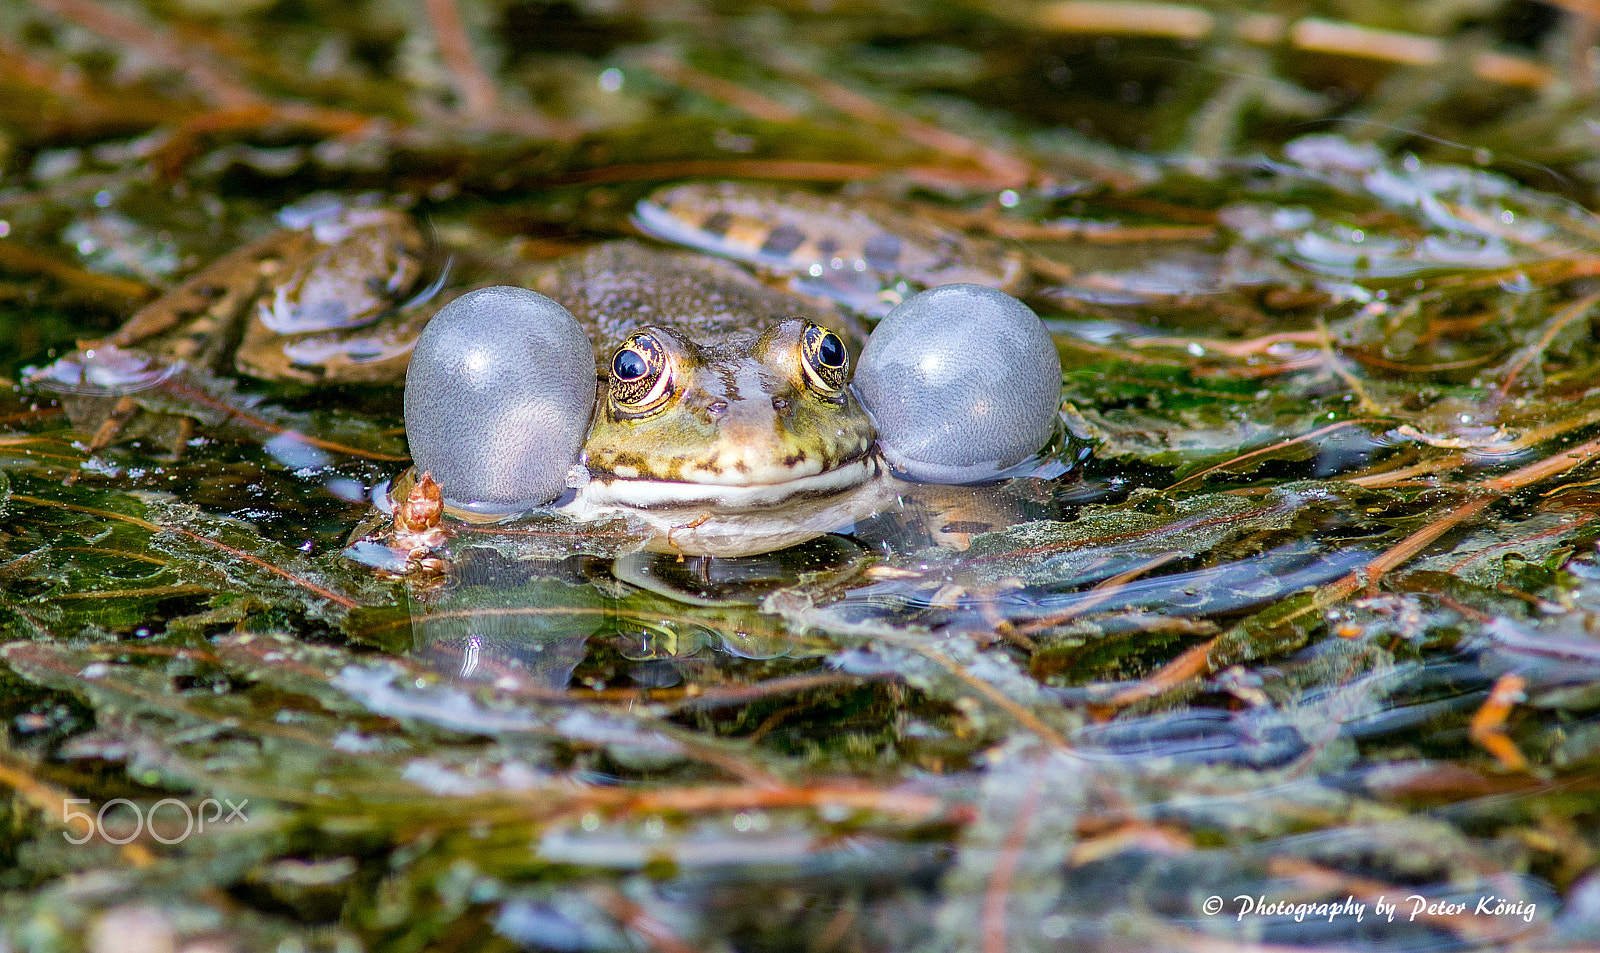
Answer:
xmin=558 ymin=455 xmax=890 ymax=558
xmin=572 ymin=455 xmax=877 ymax=513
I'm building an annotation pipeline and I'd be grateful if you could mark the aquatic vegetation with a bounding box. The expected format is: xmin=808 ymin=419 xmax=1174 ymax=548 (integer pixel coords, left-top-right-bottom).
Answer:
xmin=2 ymin=0 xmax=1600 ymax=950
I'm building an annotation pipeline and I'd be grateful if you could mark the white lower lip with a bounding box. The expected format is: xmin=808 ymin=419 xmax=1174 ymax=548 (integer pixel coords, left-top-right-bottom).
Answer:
xmin=567 ymin=457 xmax=876 ymax=512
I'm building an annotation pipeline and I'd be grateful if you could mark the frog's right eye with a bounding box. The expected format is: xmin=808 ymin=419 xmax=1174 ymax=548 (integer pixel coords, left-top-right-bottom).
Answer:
xmin=609 ymin=333 xmax=672 ymax=412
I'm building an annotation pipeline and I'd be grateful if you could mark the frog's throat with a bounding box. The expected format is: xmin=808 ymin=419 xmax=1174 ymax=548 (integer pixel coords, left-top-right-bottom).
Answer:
xmin=570 ymin=456 xmax=877 ymax=512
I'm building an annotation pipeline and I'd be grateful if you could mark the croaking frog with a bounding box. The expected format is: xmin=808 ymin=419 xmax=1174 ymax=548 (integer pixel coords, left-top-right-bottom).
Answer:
xmin=404 ymin=239 xmax=1061 ymax=557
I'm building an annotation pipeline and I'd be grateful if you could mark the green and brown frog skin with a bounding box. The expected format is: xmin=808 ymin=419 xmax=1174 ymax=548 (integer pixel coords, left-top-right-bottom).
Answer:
xmin=37 ymin=190 xmax=1062 ymax=558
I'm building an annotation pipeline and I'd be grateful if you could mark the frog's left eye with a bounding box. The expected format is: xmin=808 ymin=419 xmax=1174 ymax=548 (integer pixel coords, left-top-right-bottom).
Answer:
xmin=609 ymin=332 xmax=673 ymax=412
xmin=800 ymin=323 xmax=848 ymax=394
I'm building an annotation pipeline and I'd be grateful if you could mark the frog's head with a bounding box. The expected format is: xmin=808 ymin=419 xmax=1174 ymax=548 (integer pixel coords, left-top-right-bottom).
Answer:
xmin=580 ymin=319 xmax=877 ymax=510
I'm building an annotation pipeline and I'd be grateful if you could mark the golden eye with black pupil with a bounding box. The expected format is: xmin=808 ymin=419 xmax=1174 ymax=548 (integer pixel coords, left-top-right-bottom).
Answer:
xmin=608 ymin=333 xmax=672 ymax=412
xmin=800 ymin=323 xmax=848 ymax=395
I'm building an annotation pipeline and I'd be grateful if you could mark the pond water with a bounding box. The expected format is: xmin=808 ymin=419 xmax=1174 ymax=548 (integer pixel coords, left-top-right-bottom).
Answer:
xmin=2 ymin=1 xmax=1600 ymax=951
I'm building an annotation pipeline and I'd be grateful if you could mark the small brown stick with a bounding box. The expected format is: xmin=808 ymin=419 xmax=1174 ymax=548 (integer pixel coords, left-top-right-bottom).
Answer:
xmin=1353 ymin=495 xmax=1497 ymax=595
xmin=1445 ymin=514 xmax=1593 ymax=575
xmin=50 ymin=584 xmax=212 ymax=600
xmin=421 ymin=0 xmax=499 ymax=118
xmin=84 ymin=395 xmax=140 ymax=458
xmin=354 ymin=603 xmax=790 ymax=644
xmin=964 ymin=492 xmax=1302 ymax=569
xmin=156 ymin=378 xmax=411 ymax=461
xmin=651 ymin=672 xmax=882 ymax=710
xmin=0 ymin=238 xmax=157 ymax=307
xmin=638 ymin=52 xmax=800 ymax=123
xmin=1498 ymin=293 xmax=1600 ymax=396
xmin=743 ymin=700 xmax=812 ymax=745
xmin=1316 ymin=318 xmax=1383 ymax=415
xmin=1350 ymin=404 xmax=1600 ymax=489
xmin=0 ymin=32 xmax=89 ymax=96
xmin=922 ymin=206 xmax=1215 ymax=243
xmin=1087 ymin=636 xmax=1219 ymax=718
xmin=10 ymin=493 xmax=361 ymax=610
xmin=541 ymin=158 xmax=1016 ymax=190
xmin=981 ymin=760 xmax=1048 ymax=953
xmin=595 ymin=889 xmax=699 ymax=953
xmin=166 ymin=525 xmax=360 ymax=609
xmin=23 ymin=0 xmax=260 ymax=108
xmin=1013 ymin=551 xmax=1184 ymax=635
xmin=1165 ymin=419 xmax=1384 ymax=492
xmin=1344 ymin=457 xmax=1459 ymax=492
xmin=1068 ymin=820 xmax=1192 ymax=865
xmin=1342 ymin=351 xmax=1500 ymax=375
xmin=597 ymin=783 xmax=961 ymax=822
xmin=0 ymin=749 xmax=155 ymax=868
xmin=990 ymin=221 xmax=1214 ymax=242
xmin=1032 ymin=3 xmax=1552 ymax=89
xmin=867 ymin=631 xmax=1071 ymax=749
xmin=1334 ymin=428 xmax=1600 ymax=598
xmin=149 ymin=104 xmax=375 ymax=179
xmin=1469 ymin=673 xmax=1530 ymax=772
xmin=769 ymin=55 xmax=1038 ymax=187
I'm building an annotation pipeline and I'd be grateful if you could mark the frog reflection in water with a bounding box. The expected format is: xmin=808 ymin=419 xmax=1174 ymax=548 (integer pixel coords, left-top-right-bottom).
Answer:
xmin=39 ymin=189 xmax=1062 ymax=560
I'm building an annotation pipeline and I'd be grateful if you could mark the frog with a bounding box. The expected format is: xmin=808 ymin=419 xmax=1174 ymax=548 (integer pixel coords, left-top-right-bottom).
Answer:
xmin=403 ymin=239 xmax=1063 ymax=557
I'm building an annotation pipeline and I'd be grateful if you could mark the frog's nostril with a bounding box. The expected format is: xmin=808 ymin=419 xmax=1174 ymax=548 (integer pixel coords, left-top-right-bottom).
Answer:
xmin=709 ymin=400 xmax=729 ymax=417
xmin=772 ymin=396 xmax=790 ymax=412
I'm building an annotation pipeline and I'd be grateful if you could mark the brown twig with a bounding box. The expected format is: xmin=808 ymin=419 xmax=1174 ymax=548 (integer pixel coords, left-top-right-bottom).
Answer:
xmin=0 ymin=238 xmax=157 ymax=306
xmin=595 ymin=889 xmax=699 ymax=953
xmin=0 ymin=749 xmax=156 ymax=868
xmin=1013 ymin=551 xmax=1184 ymax=636
xmin=1087 ymin=636 xmax=1219 ymax=718
xmin=1165 ymin=419 xmax=1384 ymax=492
xmin=1469 ymin=673 xmax=1530 ymax=772
xmin=421 ymin=0 xmax=499 ymax=119
xmin=638 ymin=52 xmax=800 ymax=123
xmin=981 ymin=760 xmax=1048 ymax=953
xmin=1498 ymin=293 xmax=1600 ymax=396
xmin=1031 ymin=3 xmax=1552 ymax=89
xmin=866 ymin=631 xmax=1071 ymax=749
xmin=149 ymin=104 xmax=375 ymax=179
xmin=10 ymin=494 xmax=360 ymax=610
xmin=23 ymin=0 xmax=260 ymax=108
xmin=540 ymin=158 xmax=1016 ymax=190
xmin=156 ymin=379 xmax=410 ymax=461
xmin=1332 ymin=428 xmax=1600 ymax=601
xmin=599 ymin=783 xmax=962 ymax=822
xmin=769 ymin=55 xmax=1038 ymax=186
